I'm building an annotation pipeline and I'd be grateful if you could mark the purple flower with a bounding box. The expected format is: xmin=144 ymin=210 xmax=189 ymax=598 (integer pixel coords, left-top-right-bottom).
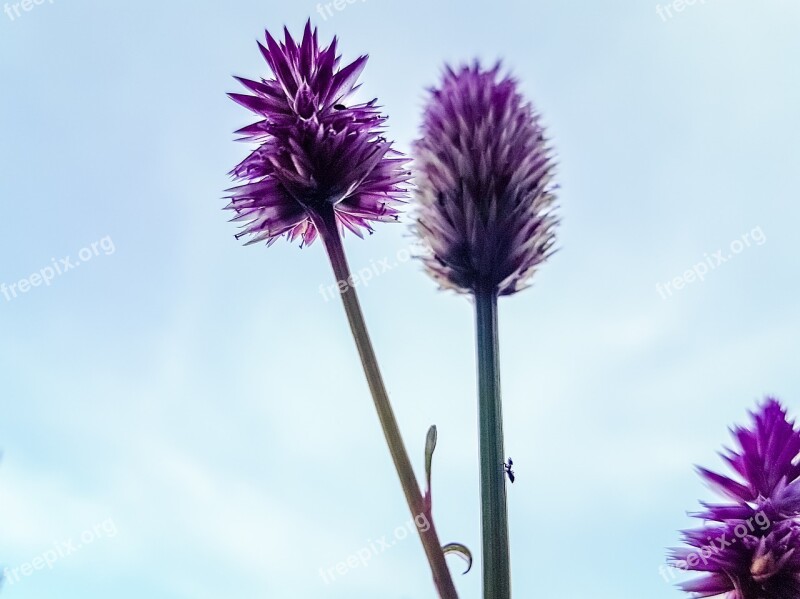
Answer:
xmin=674 ymin=520 xmax=800 ymax=598
xmin=696 ymin=399 xmax=800 ymax=520
xmin=227 ymin=21 xmax=409 ymax=247
xmin=672 ymin=399 xmax=800 ymax=598
xmin=412 ymin=63 xmax=558 ymax=295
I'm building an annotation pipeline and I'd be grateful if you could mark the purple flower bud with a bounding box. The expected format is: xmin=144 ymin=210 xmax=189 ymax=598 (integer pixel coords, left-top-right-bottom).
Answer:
xmin=412 ymin=63 xmax=558 ymax=296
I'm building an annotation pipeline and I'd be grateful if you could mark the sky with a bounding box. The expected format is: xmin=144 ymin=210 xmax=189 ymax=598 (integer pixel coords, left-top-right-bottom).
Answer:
xmin=1 ymin=0 xmax=799 ymax=597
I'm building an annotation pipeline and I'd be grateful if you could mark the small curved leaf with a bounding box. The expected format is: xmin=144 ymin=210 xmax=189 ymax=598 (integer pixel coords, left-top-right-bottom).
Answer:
xmin=424 ymin=425 xmax=438 ymax=495
xmin=443 ymin=542 xmax=473 ymax=574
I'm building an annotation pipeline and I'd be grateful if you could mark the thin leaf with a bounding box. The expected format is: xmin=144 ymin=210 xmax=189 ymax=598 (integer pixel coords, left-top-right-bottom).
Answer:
xmin=443 ymin=542 xmax=473 ymax=574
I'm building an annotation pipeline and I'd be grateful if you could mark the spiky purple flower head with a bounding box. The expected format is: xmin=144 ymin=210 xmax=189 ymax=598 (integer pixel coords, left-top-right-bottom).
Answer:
xmin=227 ymin=21 xmax=409 ymax=247
xmin=412 ymin=63 xmax=558 ymax=296
xmin=695 ymin=399 xmax=800 ymax=520
xmin=675 ymin=519 xmax=800 ymax=598
xmin=672 ymin=398 xmax=800 ymax=598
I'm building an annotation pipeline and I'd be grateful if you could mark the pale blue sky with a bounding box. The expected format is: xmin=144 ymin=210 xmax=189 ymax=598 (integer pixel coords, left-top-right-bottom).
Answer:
xmin=1 ymin=1 xmax=799 ymax=598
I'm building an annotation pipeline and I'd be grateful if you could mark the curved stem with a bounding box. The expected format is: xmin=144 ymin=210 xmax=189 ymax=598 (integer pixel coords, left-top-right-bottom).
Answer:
xmin=313 ymin=207 xmax=459 ymax=599
xmin=475 ymin=289 xmax=510 ymax=599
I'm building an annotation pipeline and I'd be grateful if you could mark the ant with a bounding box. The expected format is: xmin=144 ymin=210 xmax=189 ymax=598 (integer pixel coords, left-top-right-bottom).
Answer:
xmin=503 ymin=458 xmax=515 ymax=484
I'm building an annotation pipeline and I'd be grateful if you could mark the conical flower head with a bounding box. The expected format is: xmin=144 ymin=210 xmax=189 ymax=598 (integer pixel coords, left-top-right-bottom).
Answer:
xmin=412 ymin=63 xmax=558 ymax=295
xmin=227 ymin=21 xmax=409 ymax=247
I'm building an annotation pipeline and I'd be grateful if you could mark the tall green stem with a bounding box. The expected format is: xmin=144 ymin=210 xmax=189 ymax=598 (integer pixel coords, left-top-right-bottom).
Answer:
xmin=475 ymin=289 xmax=510 ymax=599
xmin=313 ymin=207 xmax=458 ymax=599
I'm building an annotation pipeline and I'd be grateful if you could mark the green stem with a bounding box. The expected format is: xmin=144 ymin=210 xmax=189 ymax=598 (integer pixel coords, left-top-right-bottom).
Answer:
xmin=475 ymin=289 xmax=510 ymax=599
xmin=313 ymin=207 xmax=459 ymax=599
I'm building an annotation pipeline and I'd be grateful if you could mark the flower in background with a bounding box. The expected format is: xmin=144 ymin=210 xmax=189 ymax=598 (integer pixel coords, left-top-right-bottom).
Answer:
xmin=227 ymin=20 xmax=408 ymax=247
xmin=672 ymin=398 xmax=800 ymax=598
xmin=413 ymin=63 xmax=558 ymax=296
xmin=695 ymin=399 xmax=800 ymax=522
xmin=412 ymin=62 xmax=559 ymax=598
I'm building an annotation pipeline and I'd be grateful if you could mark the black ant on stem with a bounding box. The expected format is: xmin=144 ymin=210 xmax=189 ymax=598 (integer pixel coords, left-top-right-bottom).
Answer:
xmin=503 ymin=458 xmax=515 ymax=484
